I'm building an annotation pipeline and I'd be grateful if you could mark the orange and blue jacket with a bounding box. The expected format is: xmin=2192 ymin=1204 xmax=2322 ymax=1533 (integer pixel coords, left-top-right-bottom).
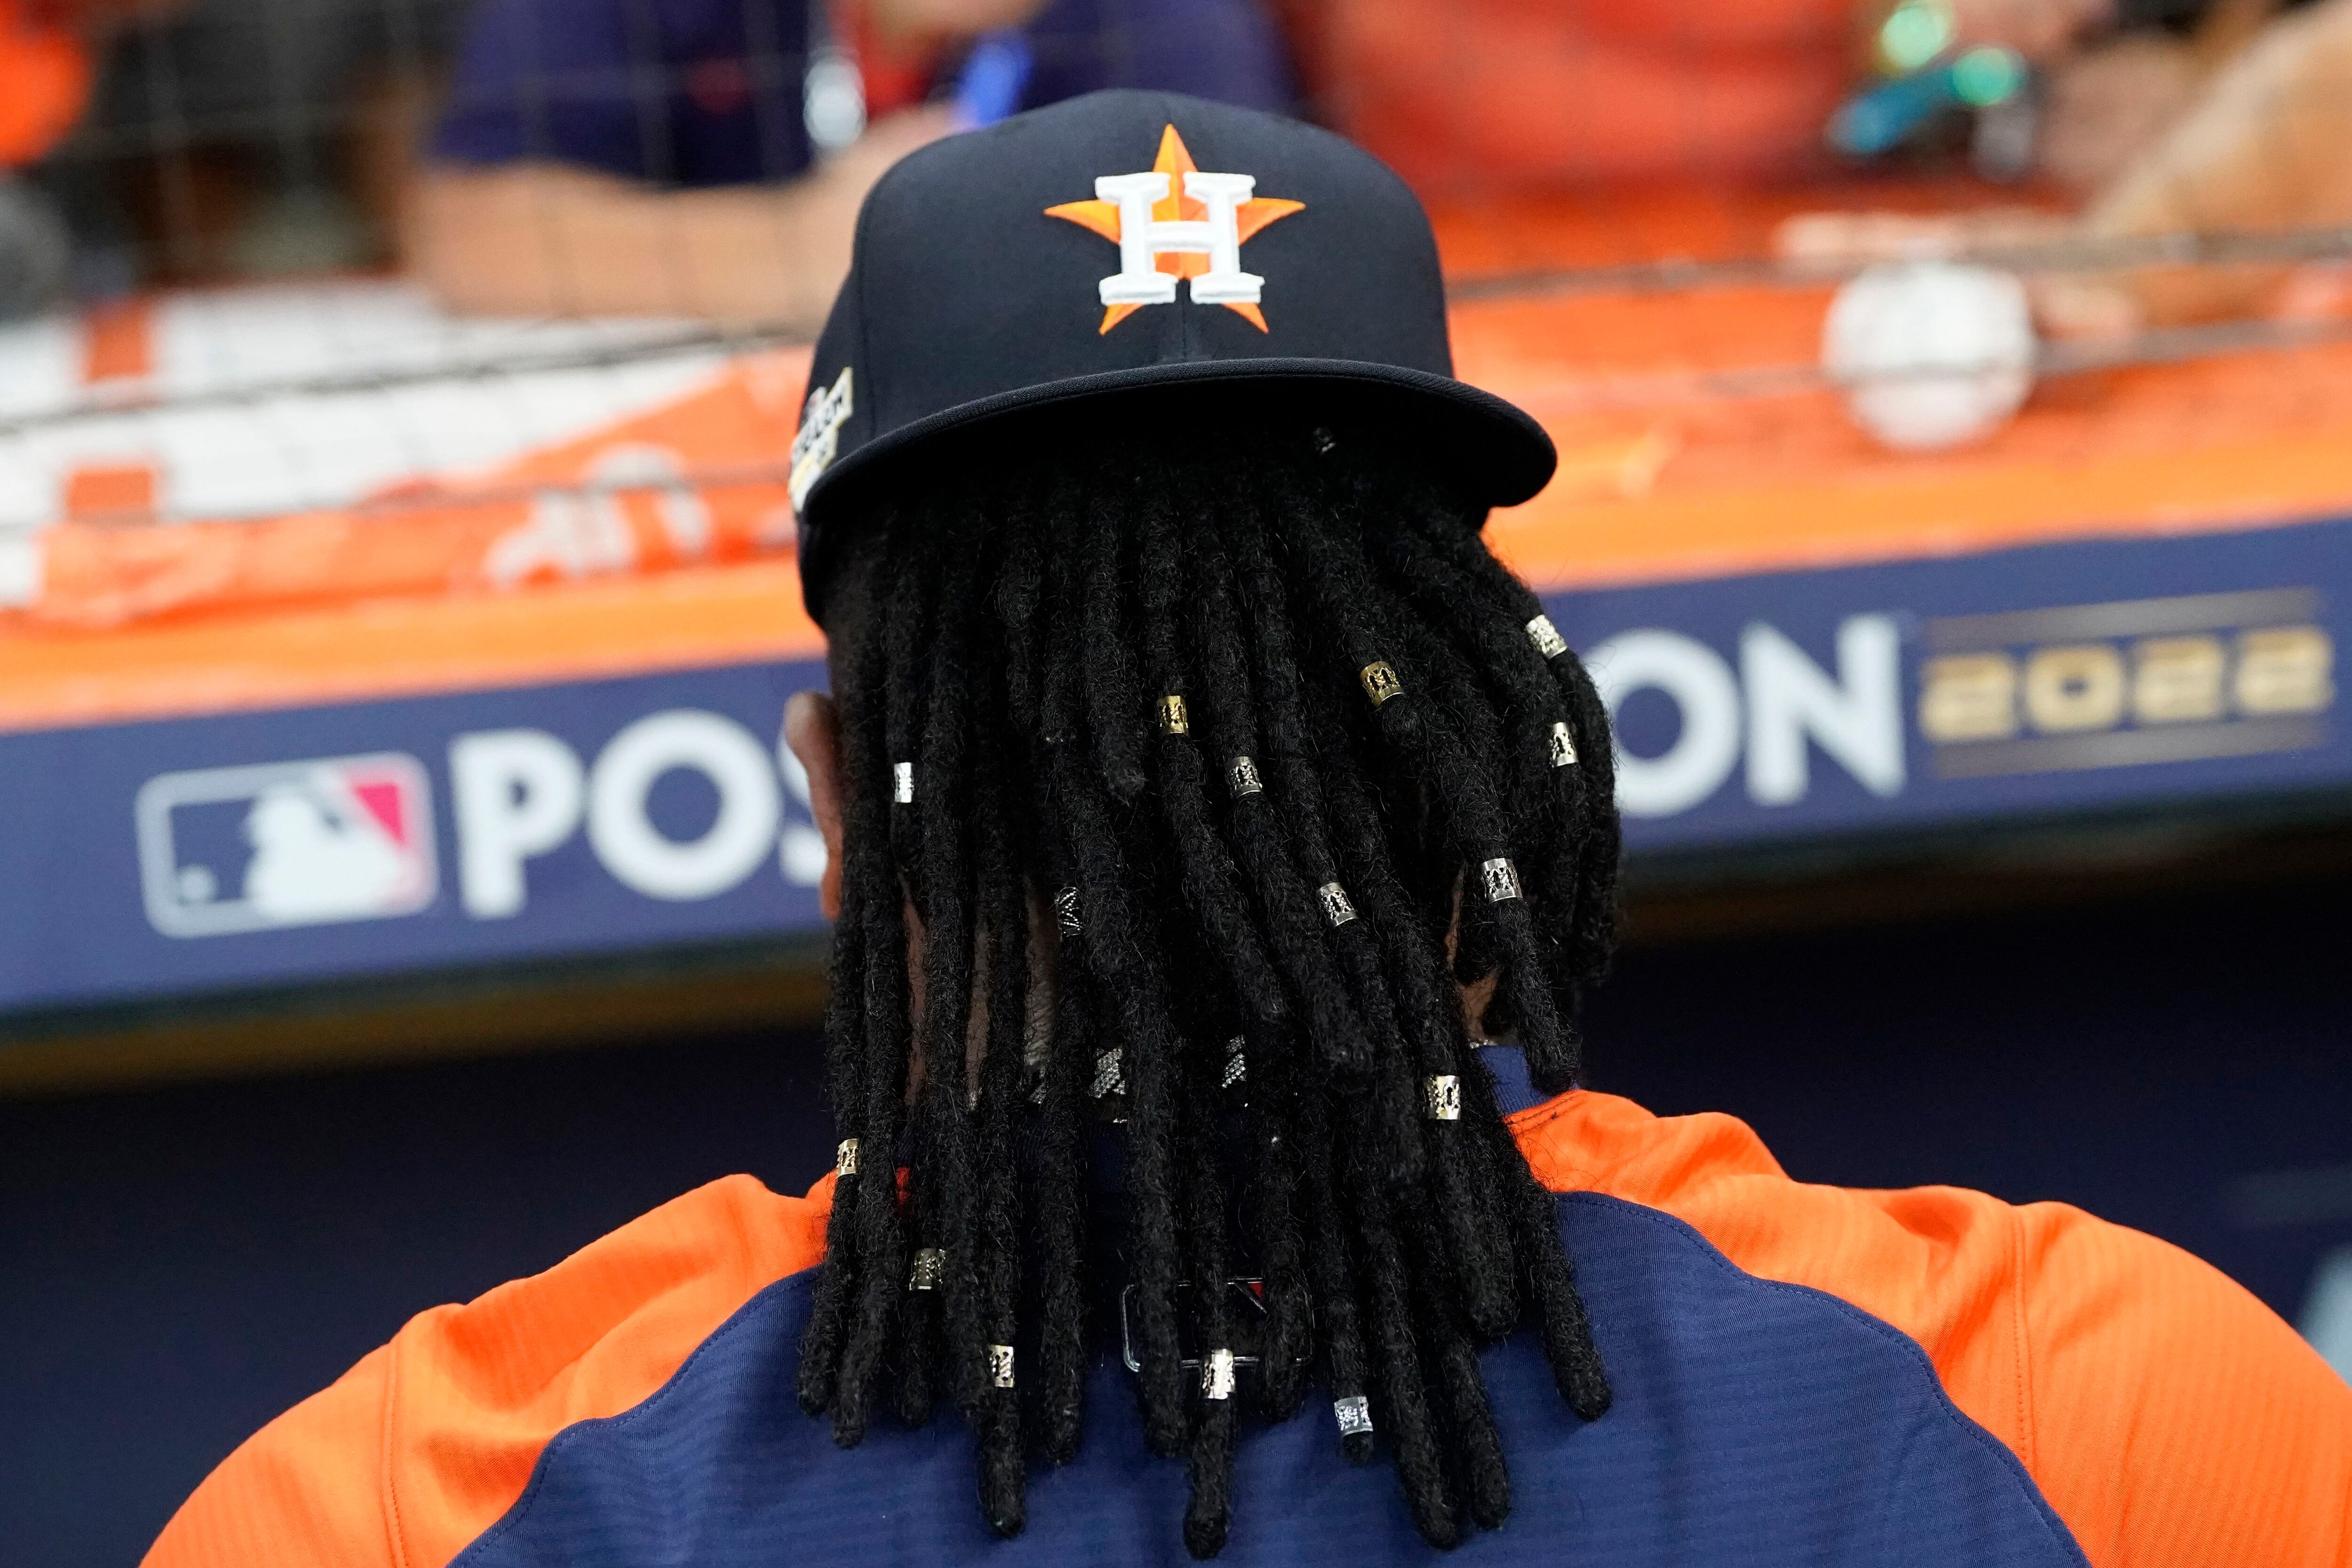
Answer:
xmin=145 ymin=1064 xmax=2352 ymax=1567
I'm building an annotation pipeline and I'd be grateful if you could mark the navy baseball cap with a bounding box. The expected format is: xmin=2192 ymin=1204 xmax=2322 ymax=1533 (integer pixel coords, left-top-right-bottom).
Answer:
xmin=789 ymin=88 xmax=1557 ymax=624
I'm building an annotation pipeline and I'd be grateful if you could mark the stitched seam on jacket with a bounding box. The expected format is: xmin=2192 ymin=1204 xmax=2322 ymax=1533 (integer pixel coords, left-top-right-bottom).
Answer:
xmin=2010 ymin=1203 xmax=2038 ymax=1479
xmin=381 ymin=1331 xmax=412 ymax=1568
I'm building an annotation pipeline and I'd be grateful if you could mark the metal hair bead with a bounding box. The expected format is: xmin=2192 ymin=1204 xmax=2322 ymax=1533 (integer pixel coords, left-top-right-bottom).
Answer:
xmin=1158 ymin=694 xmax=1191 ymax=735
xmin=1334 ymin=1395 xmax=1375 ymax=1437
xmin=1091 ymin=1047 xmax=1127 ymax=1099
xmin=1222 ymin=1036 xmax=1247 ymax=1090
xmin=1317 ymin=882 xmax=1358 ymax=926
xmin=892 ymin=762 xmax=915 ymax=804
xmin=1054 ymin=884 xmax=1082 ymax=936
xmin=1479 ymin=856 xmax=1523 ymax=903
xmin=1423 ymin=1075 xmax=1462 ymax=1121
xmin=1201 ymin=1349 xmax=1237 ymax=1401
xmin=1526 ymin=614 xmax=1570 ymax=660
xmin=1227 ymin=754 xmax=1263 ymax=797
xmin=834 ymin=1138 xmax=859 ymax=1177
xmin=908 ymin=1248 xmax=945 ymax=1291
xmin=1548 ymin=720 xmax=1578 ymax=767
xmin=987 ymin=1344 xmax=1016 ymax=1389
xmin=1359 ymin=661 xmax=1404 ymax=707
xmin=1311 ymin=426 xmax=1337 ymax=455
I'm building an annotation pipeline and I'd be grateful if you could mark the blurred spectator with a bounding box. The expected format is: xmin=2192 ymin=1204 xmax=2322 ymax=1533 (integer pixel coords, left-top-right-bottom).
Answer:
xmin=410 ymin=0 xmax=1293 ymax=323
xmin=1783 ymin=0 xmax=2352 ymax=336
xmin=1281 ymin=0 xmax=1864 ymax=192
xmin=0 ymin=0 xmax=180 ymax=314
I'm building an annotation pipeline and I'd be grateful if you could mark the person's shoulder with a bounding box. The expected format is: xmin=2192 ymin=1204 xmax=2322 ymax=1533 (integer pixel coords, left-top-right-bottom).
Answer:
xmin=1513 ymin=1090 xmax=2352 ymax=1568
xmin=143 ymin=1172 xmax=834 ymax=1568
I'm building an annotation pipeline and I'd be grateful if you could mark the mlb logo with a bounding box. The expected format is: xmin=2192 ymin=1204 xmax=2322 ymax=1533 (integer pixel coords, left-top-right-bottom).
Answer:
xmin=135 ymin=753 xmax=437 ymax=937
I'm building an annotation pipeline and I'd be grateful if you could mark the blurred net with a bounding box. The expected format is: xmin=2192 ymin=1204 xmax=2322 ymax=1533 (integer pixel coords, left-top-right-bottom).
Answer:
xmin=3 ymin=0 xmax=2349 ymax=631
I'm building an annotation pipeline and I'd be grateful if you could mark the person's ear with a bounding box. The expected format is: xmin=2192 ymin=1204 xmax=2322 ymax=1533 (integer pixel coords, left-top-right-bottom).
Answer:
xmin=785 ymin=689 xmax=848 ymax=921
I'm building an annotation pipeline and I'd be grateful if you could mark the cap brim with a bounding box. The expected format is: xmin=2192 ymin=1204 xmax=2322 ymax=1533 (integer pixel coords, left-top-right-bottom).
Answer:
xmin=797 ymin=358 xmax=1556 ymax=624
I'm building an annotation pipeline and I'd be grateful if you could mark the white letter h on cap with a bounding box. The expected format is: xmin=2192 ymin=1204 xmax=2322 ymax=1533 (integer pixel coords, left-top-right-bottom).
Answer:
xmin=1094 ymin=171 xmax=1264 ymax=308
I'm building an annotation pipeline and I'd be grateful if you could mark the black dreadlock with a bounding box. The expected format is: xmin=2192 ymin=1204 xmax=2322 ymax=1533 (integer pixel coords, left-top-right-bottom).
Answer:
xmin=798 ymin=406 xmax=1619 ymax=1556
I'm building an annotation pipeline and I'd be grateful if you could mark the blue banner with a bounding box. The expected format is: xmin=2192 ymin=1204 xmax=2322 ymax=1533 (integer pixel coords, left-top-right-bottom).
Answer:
xmin=1 ymin=515 xmax=2341 ymax=1016
xmin=1 ymin=662 xmax=832 ymax=1016
xmin=1552 ymin=515 xmax=2344 ymax=852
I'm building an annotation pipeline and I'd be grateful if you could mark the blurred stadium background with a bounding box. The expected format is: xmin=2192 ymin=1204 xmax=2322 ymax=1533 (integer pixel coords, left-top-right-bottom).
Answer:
xmin=4 ymin=0 xmax=2351 ymax=1560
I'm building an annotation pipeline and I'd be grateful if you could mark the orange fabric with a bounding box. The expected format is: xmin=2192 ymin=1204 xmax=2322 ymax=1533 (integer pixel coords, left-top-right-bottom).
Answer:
xmin=144 ymin=1090 xmax=2352 ymax=1568
xmin=143 ymin=1171 xmax=834 ymax=1568
xmin=0 ymin=555 xmax=823 ymax=737
xmin=0 ymin=0 xmax=89 ymax=168
xmin=21 ymin=346 xmax=812 ymax=632
xmin=1510 ymin=1090 xmax=2352 ymax=1568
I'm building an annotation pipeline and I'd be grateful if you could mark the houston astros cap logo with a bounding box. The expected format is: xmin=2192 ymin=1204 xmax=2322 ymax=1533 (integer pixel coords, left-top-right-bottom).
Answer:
xmin=1045 ymin=125 xmax=1304 ymax=334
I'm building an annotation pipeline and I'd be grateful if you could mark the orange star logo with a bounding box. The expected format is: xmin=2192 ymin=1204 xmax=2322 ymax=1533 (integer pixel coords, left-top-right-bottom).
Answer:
xmin=1045 ymin=125 xmax=1305 ymax=334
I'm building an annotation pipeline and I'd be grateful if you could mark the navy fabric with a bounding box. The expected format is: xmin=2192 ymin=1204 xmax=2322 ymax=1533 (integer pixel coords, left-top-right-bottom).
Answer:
xmin=429 ymin=0 xmax=1289 ymax=188
xmin=453 ymin=1194 xmax=2090 ymax=1568
xmin=1017 ymin=0 xmax=1293 ymax=120
xmin=1477 ymin=1043 xmax=1540 ymax=1116
xmin=431 ymin=0 xmax=821 ymax=186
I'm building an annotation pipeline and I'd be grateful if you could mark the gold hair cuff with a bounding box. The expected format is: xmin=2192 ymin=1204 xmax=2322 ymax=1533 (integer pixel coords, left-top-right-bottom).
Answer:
xmin=1158 ymin=694 xmax=1190 ymax=735
xmin=1359 ymin=661 xmax=1403 ymax=707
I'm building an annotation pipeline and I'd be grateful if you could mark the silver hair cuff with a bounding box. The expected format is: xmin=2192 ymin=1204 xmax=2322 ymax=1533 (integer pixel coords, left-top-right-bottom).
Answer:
xmin=1334 ymin=1395 xmax=1374 ymax=1437
xmin=1479 ymin=857 xmax=1523 ymax=903
xmin=1201 ymin=1349 xmax=1237 ymax=1401
xmin=834 ymin=1138 xmax=859 ymax=1177
xmin=1092 ymin=1048 xmax=1127 ymax=1099
xmin=987 ymin=1344 xmax=1016 ymax=1389
xmin=1423 ymin=1075 xmax=1462 ymax=1121
xmin=908 ymin=1248 xmax=945 ymax=1291
xmin=1228 ymin=754 xmax=1263 ymax=797
xmin=1318 ymin=882 xmax=1358 ymax=926
xmin=892 ymin=761 xmax=915 ymax=804
xmin=1548 ymin=720 xmax=1578 ymax=767
xmin=1526 ymin=614 xmax=1569 ymax=660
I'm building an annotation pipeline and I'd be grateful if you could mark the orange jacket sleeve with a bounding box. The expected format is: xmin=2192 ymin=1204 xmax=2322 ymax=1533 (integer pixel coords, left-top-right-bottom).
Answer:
xmin=2017 ymin=1201 xmax=2352 ymax=1568
xmin=1514 ymin=1090 xmax=2352 ymax=1568
xmin=143 ymin=1172 xmax=833 ymax=1568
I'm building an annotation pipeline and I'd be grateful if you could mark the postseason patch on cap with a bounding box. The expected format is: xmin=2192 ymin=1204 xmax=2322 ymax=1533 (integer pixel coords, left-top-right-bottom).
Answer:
xmin=789 ymin=366 xmax=854 ymax=511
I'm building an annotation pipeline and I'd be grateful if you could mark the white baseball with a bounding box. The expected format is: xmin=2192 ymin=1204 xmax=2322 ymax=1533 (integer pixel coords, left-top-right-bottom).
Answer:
xmin=1822 ymin=262 xmax=2037 ymax=451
